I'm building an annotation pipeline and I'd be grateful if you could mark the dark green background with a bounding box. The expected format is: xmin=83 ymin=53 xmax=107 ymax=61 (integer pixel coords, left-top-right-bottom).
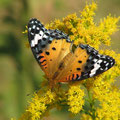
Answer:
xmin=0 ymin=0 xmax=120 ymax=120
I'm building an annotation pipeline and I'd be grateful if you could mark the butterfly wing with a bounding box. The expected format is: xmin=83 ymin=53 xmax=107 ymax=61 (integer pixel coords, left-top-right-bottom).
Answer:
xmin=28 ymin=18 xmax=72 ymax=79
xmin=55 ymin=44 xmax=115 ymax=82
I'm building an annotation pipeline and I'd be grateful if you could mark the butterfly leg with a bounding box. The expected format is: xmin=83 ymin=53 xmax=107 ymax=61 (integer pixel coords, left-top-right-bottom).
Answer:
xmin=48 ymin=79 xmax=61 ymax=94
xmin=48 ymin=79 xmax=56 ymax=91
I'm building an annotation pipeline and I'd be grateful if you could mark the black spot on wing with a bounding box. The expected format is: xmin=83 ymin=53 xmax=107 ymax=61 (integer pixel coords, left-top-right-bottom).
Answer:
xmin=76 ymin=68 xmax=81 ymax=71
xmin=43 ymin=38 xmax=47 ymax=41
xmin=52 ymin=47 xmax=56 ymax=50
xmin=48 ymin=41 xmax=52 ymax=44
xmin=45 ymin=51 xmax=50 ymax=55
xmin=78 ymin=60 xmax=82 ymax=63
xmin=37 ymin=55 xmax=44 ymax=60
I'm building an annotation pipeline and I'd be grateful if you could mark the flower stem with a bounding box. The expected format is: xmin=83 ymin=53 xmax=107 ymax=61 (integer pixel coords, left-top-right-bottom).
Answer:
xmin=88 ymin=90 xmax=96 ymax=120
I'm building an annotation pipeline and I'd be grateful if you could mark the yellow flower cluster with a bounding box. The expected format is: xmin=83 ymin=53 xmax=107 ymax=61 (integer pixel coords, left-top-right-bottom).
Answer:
xmin=21 ymin=1 xmax=120 ymax=120
xmin=22 ymin=26 xmax=30 ymax=48
xmin=80 ymin=1 xmax=97 ymax=27
xmin=22 ymin=26 xmax=28 ymax=34
xmin=26 ymin=90 xmax=55 ymax=120
xmin=46 ymin=2 xmax=120 ymax=50
xmin=96 ymin=87 xmax=120 ymax=120
xmin=67 ymin=85 xmax=84 ymax=114
xmin=98 ymin=15 xmax=120 ymax=46
xmin=81 ymin=114 xmax=92 ymax=120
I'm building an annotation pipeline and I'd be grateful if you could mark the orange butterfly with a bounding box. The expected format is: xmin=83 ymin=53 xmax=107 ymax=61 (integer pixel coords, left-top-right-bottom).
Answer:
xmin=28 ymin=18 xmax=115 ymax=87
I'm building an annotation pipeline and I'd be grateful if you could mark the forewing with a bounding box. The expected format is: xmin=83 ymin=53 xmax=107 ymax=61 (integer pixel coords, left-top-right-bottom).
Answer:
xmin=28 ymin=18 xmax=72 ymax=79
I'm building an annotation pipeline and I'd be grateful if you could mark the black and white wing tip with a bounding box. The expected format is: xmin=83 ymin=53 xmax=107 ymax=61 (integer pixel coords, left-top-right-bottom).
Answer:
xmin=78 ymin=44 xmax=115 ymax=80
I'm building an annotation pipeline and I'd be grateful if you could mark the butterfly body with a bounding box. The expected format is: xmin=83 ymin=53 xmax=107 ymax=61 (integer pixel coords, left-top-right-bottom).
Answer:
xmin=28 ymin=18 xmax=115 ymax=86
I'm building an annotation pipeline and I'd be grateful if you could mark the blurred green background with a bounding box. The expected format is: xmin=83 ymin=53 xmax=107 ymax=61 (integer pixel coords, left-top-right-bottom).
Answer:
xmin=0 ymin=0 xmax=120 ymax=120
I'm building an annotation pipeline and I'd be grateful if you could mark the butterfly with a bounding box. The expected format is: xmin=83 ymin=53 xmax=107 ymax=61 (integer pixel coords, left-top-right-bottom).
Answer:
xmin=27 ymin=18 xmax=115 ymax=87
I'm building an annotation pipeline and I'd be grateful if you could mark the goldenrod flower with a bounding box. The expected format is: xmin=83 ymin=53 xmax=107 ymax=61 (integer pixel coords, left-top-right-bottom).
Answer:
xmin=22 ymin=26 xmax=28 ymax=34
xmin=67 ymin=85 xmax=85 ymax=114
xmin=80 ymin=2 xmax=97 ymax=27
xmin=81 ymin=114 xmax=92 ymax=120
xmin=26 ymin=90 xmax=55 ymax=120
xmin=96 ymin=87 xmax=120 ymax=120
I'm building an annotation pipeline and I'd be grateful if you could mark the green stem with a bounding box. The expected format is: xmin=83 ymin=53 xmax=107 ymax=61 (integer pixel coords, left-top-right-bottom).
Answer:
xmin=88 ymin=90 xmax=96 ymax=120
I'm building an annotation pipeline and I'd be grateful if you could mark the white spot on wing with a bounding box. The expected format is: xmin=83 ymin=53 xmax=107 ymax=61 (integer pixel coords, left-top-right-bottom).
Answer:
xmin=105 ymin=67 xmax=108 ymax=71
xmin=39 ymin=31 xmax=44 ymax=36
xmin=37 ymin=27 xmax=39 ymax=30
xmin=90 ymin=59 xmax=103 ymax=77
xmin=43 ymin=34 xmax=48 ymax=38
xmin=31 ymin=40 xmax=35 ymax=47
xmin=34 ymin=34 xmax=42 ymax=45
xmin=32 ymin=25 xmax=36 ymax=29
xmin=104 ymin=61 xmax=107 ymax=63
xmin=29 ymin=28 xmax=31 ymax=31
xmin=105 ymin=63 xmax=109 ymax=66
xmin=31 ymin=34 xmax=42 ymax=47
xmin=93 ymin=59 xmax=98 ymax=62
xmin=90 ymin=71 xmax=96 ymax=77
xmin=111 ymin=62 xmax=113 ymax=65
xmin=100 ymin=68 xmax=103 ymax=71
